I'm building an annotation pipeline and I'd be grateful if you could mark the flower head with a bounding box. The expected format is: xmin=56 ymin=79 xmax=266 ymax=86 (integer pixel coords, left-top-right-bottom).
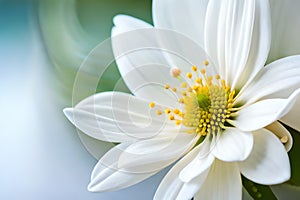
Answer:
xmin=64 ymin=0 xmax=300 ymax=199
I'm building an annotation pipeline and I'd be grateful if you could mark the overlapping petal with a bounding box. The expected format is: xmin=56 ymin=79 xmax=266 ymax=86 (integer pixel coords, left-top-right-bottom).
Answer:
xmin=179 ymin=138 xmax=214 ymax=183
xmin=154 ymin=143 xmax=210 ymax=200
xmin=229 ymin=88 xmax=300 ymax=131
xmin=204 ymin=0 xmax=271 ymax=89
xmin=212 ymin=128 xmax=253 ymax=162
xmin=64 ymin=91 xmax=174 ymax=142
xmin=240 ymin=129 xmax=290 ymax=185
xmin=88 ymin=143 xmax=158 ymax=192
xmin=195 ymin=159 xmax=242 ymax=200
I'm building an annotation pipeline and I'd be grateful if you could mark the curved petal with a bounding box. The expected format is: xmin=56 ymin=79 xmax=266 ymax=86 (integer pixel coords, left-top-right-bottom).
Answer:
xmin=152 ymin=0 xmax=209 ymax=47
xmin=64 ymin=91 xmax=174 ymax=142
xmin=236 ymin=55 xmax=300 ymax=105
xmin=229 ymin=89 xmax=300 ymax=131
xmin=212 ymin=127 xmax=253 ymax=162
xmin=88 ymin=143 xmax=158 ymax=192
xmin=240 ymin=129 xmax=290 ymax=185
xmin=118 ymin=131 xmax=199 ymax=173
xmin=280 ymin=95 xmax=300 ymax=132
xmin=271 ymin=183 xmax=300 ymax=200
xmin=195 ymin=159 xmax=242 ymax=200
xmin=179 ymin=138 xmax=214 ymax=183
xmin=204 ymin=0 xmax=271 ymax=89
xmin=266 ymin=121 xmax=293 ymax=152
xmin=268 ymin=0 xmax=300 ymax=63
xmin=154 ymin=142 xmax=211 ymax=200
xmin=112 ymin=15 xmax=215 ymax=107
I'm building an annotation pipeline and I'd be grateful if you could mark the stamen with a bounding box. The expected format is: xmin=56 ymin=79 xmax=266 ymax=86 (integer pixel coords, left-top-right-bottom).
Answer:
xmin=203 ymin=60 xmax=209 ymax=66
xmin=170 ymin=67 xmax=181 ymax=77
xmin=164 ymin=84 xmax=170 ymax=89
xmin=149 ymin=102 xmax=155 ymax=108
xmin=156 ymin=110 xmax=162 ymax=115
xmin=161 ymin=61 xmax=238 ymax=137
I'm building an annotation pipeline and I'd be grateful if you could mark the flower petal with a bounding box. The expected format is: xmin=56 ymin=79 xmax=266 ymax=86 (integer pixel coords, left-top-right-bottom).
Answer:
xmin=212 ymin=127 xmax=253 ymax=162
xmin=268 ymin=0 xmax=300 ymax=63
xmin=195 ymin=159 xmax=242 ymax=200
xmin=118 ymin=131 xmax=199 ymax=173
xmin=266 ymin=121 xmax=293 ymax=152
xmin=154 ymin=142 xmax=210 ymax=200
xmin=236 ymin=55 xmax=300 ymax=105
xmin=280 ymin=95 xmax=300 ymax=132
xmin=88 ymin=143 xmax=158 ymax=192
xmin=240 ymin=128 xmax=290 ymax=185
xmin=229 ymin=88 xmax=300 ymax=131
xmin=64 ymin=91 xmax=173 ymax=142
xmin=152 ymin=0 xmax=209 ymax=47
xmin=179 ymin=138 xmax=214 ymax=183
xmin=112 ymin=15 xmax=215 ymax=107
xmin=204 ymin=0 xmax=271 ymax=89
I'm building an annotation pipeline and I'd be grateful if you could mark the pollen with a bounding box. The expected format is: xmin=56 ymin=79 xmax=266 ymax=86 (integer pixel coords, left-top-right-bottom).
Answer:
xmin=149 ymin=102 xmax=155 ymax=108
xmin=159 ymin=60 xmax=238 ymax=137
xmin=186 ymin=72 xmax=192 ymax=79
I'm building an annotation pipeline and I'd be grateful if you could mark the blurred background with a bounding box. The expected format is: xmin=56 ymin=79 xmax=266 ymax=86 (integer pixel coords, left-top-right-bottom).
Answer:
xmin=0 ymin=0 xmax=169 ymax=199
xmin=1 ymin=0 xmax=300 ymax=199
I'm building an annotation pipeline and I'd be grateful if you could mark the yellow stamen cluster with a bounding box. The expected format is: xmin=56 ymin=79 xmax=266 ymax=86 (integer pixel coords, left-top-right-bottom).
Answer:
xmin=150 ymin=61 xmax=237 ymax=137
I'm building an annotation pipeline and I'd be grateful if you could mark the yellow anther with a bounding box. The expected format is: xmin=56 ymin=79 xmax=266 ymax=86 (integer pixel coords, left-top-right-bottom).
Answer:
xmin=169 ymin=115 xmax=175 ymax=120
xmin=181 ymin=82 xmax=187 ymax=88
xmin=196 ymin=78 xmax=202 ymax=84
xmin=179 ymin=98 xmax=184 ymax=104
xmin=164 ymin=84 xmax=170 ymax=89
xmin=186 ymin=72 xmax=192 ymax=79
xmin=281 ymin=136 xmax=288 ymax=143
xmin=181 ymin=91 xmax=187 ymax=96
xmin=193 ymin=85 xmax=199 ymax=90
xmin=200 ymin=68 xmax=206 ymax=74
xmin=192 ymin=66 xmax=197 ymax=71
xmin=215 ymin=74 xmax=221 ymax=80
xmin=165 ymin=108 xmax=171 ymax=114
xmin=174 ymin=109 xmax=180 ymax=115
xmin=149 ymin=102 xmax=155 ymax=108
xmin=175 ymin=120 xmax=181 ymax=125
xmin=156 ymin=110 xmax=162 ymax=115
xmin=172 ymin=87 xmax=177 ymax=92
xmin=203 ymin=60 xmax=209 ymax=66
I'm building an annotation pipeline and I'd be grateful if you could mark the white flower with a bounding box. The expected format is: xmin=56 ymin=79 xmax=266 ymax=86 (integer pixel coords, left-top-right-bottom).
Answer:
xmin=64 ymin=0 xmax=300 ymax=199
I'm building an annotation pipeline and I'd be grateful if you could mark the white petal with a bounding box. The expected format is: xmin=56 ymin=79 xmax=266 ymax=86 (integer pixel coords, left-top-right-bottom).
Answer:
xmin=64 ymin=92 xmax=173 ymax=142
xmin=271 ymin=183 xmax=300 ymax=200
xmin=112 ymin=15 xmax=215 ymax=107
xmin=236 ymin=55 xmax=300 ymax=105
xmin=268 ymin=0 xmax=300 ymax=62
xmin=195 ymin=159 xmax=242 ymax=200
xmin=266 ymin=121 xmax=293 ymax=152
xmin=88 ymin=143 xmax=158 ymax=192
xmin=152 ymin=0 xmax=209 ymax=47
xmin=280 ymin=95 xmax=300 ymax=132
xmin=154 ymin=142 xmax=211 ymax=200
xmin=229 ymin=89 xmax=300 ymax=131
xmin=212 ymin=128 xmax=253 ymax=162
xmin=179 ymin=138 xmax=214 ymax=183
xmin=240 ymin=128 xmax=290 ymax=185
xmin=118 ymin=132 xmax=199 ymax=173
xmin=204 ymin=0 xmax=271 ymax=89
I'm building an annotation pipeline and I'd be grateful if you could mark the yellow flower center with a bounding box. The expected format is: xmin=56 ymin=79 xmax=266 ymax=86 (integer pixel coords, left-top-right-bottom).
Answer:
xmin=150 ymin=60 xmax=236 ymax=136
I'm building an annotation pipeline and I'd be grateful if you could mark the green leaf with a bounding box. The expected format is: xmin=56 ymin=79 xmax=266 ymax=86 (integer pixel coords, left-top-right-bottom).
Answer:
xmin=242 ymin=176 xmax=277 ymax=200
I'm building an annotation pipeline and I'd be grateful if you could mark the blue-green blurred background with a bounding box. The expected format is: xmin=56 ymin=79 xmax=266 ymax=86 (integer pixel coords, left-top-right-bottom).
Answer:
xmin=0 ymin=0 xmax=169 ymax=199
